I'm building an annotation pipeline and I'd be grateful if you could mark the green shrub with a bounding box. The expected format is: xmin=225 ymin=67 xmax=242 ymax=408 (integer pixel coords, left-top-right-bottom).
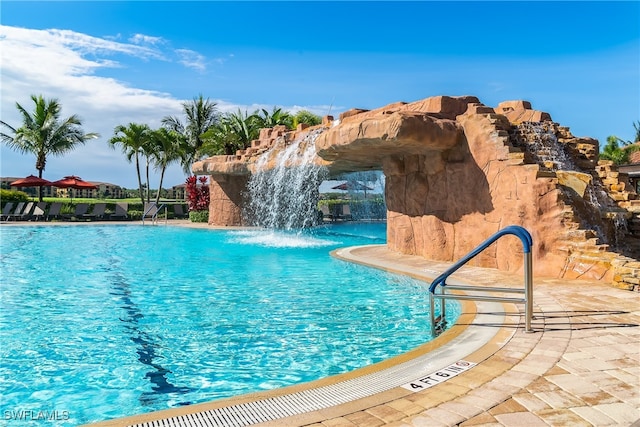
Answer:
xmin=0 ymin=189 xmax=30 ymax=203
xmin=127 ymin=210 xmax=143 ymax=221
xmin=189 ymin=210 xmax=209 ymax=223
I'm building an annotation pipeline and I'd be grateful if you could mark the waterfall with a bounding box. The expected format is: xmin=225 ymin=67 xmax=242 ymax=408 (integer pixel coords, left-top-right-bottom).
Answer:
xmin=514 ymin=121 xmax=630 ymax=248
xmin=245 ymin=129 xmax=328 ymax=230
xmin=517 ymin=122 xmax=575 ymax=170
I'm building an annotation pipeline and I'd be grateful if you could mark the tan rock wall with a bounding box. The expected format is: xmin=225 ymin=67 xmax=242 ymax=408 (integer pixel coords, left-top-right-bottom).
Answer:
xmin=384 ymin=111 xmax=571 ymax=277
xmin=208 ymin=174 xmax=248 ymax=226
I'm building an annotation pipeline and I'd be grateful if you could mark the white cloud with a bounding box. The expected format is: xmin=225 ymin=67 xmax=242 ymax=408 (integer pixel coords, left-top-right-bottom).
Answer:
xmin=129 ymin=33 xmax=164 ymax=46
xmin=175 ymin=48 xmax=207 ymax=72
xmin=0 ymin=25 xmax=333 ymax=188
xmin=0 ymin=25 xmax=185 ymax=187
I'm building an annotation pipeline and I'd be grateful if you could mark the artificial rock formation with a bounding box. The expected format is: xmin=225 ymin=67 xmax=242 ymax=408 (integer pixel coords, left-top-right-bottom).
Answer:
xmin=193 ymin=96 xmax=640 ymax=289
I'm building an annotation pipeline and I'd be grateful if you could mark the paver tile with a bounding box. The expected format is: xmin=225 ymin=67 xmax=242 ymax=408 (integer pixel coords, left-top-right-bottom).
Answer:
xmin=366 ymin=405 xmax=406 ymax=423
xmin=493 ymin=412 xmax=548 ymax=427
xmin=525 ymin=377 xmax=560 ymax=393
xmin=535 ymin=389 xmax=586 ymax=408
xmin=570 ymin=406 xmax=618 ymax=426
xmin=577 ymin=390 xmax=619 ymax=406
xmin=490 ymin=370 xmax=537 ymax=388
xmin=545 ymin=373 xmax=601 ymax=393
xmin=592 ymin=402 xmax=640 ymax=424
xmin=343 ymin=411 xmax=385 ymax=427
xmin=487 ymin=398 xmax=527 ymax=415
xmin=423 ymin=407 xmax=465 ymax=426
xmin=398 ymin=415 xmax=447 ymax=427
xmin=535 ymin=408 xmax=592 ymax=426
xmin=599 ymin=382 xmax=640 ymax=403
xmin=458 ymin=412 xmax=499 ymax=426
xmin=322 ymin=417 xmax=358 ymax=427
xmin=512 ymin=392 xmax=552 ymax=412
xmin=437 ymin=401 xmax=483 ymax=419
xmin=386 ymin=399 xmax=427 ymax=417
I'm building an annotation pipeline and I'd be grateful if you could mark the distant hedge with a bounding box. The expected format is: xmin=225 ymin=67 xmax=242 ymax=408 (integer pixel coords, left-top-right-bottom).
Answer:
xmin=0 ymin=189 xmax=30 ymax=203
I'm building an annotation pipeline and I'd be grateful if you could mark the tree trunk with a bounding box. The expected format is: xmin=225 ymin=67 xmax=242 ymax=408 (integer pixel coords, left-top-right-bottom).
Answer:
xmin=135 ymin=154 xmax=144 ymax=206
xmin=37 ymin=168 xmax=44 ymax=202
xmin=156 ymin=166 xmax=166 ymax=205
xmin=145 ymin=158 xmax=151 ymax=203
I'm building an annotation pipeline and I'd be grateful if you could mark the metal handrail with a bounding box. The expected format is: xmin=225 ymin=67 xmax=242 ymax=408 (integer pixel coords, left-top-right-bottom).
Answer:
xmin=429 ymin=225 xmax=534 ymax=336
xmin=142 ymin=203 xmax=166 ymax=225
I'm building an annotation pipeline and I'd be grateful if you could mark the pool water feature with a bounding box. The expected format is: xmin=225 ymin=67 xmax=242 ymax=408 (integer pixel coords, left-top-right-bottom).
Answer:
xmin=245 ymin=128 xmax=328 ymax=229
xmin=0 ymin=223 xmax=459 ymax=425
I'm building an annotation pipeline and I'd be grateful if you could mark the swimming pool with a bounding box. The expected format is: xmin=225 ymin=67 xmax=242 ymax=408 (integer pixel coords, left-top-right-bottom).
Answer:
xmin=0 ymin=223 xmax=459 ymax=425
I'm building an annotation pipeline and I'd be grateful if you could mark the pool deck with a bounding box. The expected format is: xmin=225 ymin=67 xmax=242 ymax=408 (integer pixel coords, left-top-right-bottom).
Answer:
xmin=3 ymin=220 xmax=639 ymax=426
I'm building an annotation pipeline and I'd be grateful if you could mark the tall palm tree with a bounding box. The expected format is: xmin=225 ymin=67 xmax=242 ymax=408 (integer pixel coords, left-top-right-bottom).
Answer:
xmin=108 ymin=123 xmax=151 ymax=205
xmin=0 ymin=95 xmax=99 ymax=201
xmin=162 ymin=94 xmax=219 ymax=175
xmin=149 ymin=127 xmax=183 ymax=204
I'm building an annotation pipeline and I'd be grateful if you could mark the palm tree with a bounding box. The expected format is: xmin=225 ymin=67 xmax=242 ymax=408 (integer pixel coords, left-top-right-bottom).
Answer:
xmin=292 ymin=110 xmax=322 ymax=128
xmin=0 ymin=95 xmax=99 ymax=201
xmin=162 ymin=94 xmax=219 ymax=175
xmin=108 ymin=123 xmax=151 ymax=205
xmin=200 ymin=120 xmax=242 ymax=156
xmin=200 ymin=109 xmax=265 ymax=156
xmin=149 ymin=127 xmax=183 ymax=204
xmin=255 ymin=107 xmax=292 ymax=129
xmin=601 ymin=121 xmax=640 ymax=165
xmin=227 ymin=109 xmax=260 ymax=147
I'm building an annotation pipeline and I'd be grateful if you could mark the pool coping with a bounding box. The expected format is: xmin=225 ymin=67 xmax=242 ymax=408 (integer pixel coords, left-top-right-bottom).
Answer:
xmin=86 ymin=244 xmax=523 ymax=427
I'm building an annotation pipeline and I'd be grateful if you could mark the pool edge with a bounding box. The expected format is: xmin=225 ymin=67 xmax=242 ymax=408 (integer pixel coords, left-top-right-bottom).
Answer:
xmin=85 ymin=244 xmax=516 ymax=427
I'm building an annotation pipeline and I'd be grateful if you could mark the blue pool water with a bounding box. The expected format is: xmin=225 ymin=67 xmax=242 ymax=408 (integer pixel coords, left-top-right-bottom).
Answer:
xmin=0 ymin=223 xmax=458 ymax=425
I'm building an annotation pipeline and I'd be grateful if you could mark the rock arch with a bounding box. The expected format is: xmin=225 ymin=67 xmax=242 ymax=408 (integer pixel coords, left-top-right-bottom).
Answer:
xmin=193 ymin=96 xmax=640 ymax=288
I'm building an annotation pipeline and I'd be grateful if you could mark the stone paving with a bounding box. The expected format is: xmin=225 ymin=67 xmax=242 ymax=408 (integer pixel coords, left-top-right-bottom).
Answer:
xmin=305 ymin=245 xmax=640 ymax=427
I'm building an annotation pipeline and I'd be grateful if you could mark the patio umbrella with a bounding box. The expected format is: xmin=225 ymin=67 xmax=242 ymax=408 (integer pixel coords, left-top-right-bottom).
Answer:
xmin=331 ymin=181 xmax=374 ymax=191
xmin=51 ymin=176 xmax=98 ymax=201
xmin=10 ymin=175 xmax=54 ymax=202
xmin=10 ymin=175 xmax=53 ymax=187
xmin=51 ymin=175 xmax=98 ymax=189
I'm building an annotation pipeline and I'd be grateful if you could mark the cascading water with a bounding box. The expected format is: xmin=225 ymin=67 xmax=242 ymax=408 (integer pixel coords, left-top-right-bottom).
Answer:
xmin=516 ymin=122 xmax=575 ymax=170
xmin=245 ymin=128 xmax=329 ymax=230
xmin=514 ymin=121 xmax=629 ymax=249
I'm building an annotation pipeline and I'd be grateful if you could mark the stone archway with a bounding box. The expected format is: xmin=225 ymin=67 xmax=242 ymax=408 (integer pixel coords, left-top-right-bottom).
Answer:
xmin=193 ymin=96 xmax=640 ymax=287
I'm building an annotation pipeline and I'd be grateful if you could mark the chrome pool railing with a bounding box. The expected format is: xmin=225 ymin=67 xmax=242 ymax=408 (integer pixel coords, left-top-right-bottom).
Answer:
xmin=429 ymin=225 xmax=534 ymax=336
xmin=142 ymin=203 xmax=167 ymax=225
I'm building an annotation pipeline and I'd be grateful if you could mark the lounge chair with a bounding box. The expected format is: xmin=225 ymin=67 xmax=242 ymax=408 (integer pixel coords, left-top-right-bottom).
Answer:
xmin=47 ymin=202 xmax=63 ymax=221
xmin=5 ymin=202 xmax=25 ymax=221
xmin=63 ymin=203 xmax=89 ymax=220
xmin=31 ymin=202 xmax=47 ymax=221
xmin=7 ymin=202 xmax=34 ymax=221
xmin=337 ymin=204 xmax=353 ymax=221
xmin=173 ymin=204 xmax=187 ymax=219
xmin=110 ymin=202 xmax=128 ymax=220
xmin=1 ymin=202 xmax=14 ymax=221
xmin=320 ymin=204 xmax=334 ymax=222
xmin=83 ymin=203 xmax=106 ymax=220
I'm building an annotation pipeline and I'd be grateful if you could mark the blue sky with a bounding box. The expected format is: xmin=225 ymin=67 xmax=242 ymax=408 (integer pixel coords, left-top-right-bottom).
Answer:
xmin=1 ymin=1 xmax=638 ymax=189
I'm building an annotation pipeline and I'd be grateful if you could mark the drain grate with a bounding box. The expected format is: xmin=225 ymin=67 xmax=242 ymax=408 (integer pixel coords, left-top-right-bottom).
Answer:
xmin=133 ymin=303 xmax=505 ymax=427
